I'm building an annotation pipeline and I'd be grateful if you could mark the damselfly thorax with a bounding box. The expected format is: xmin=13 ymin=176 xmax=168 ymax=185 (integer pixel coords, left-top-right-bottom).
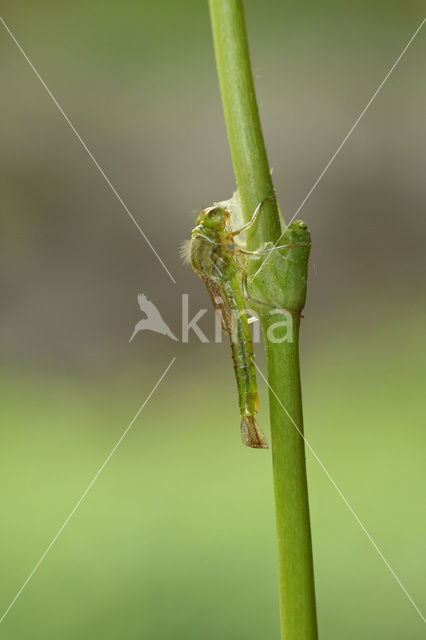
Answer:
xmin=189 ymin=207 xmax=238 ymax=280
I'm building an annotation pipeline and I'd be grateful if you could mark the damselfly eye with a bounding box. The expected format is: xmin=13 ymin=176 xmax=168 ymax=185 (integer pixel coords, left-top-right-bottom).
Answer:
xmin=298 ymin=221 xmax=307 ymax=229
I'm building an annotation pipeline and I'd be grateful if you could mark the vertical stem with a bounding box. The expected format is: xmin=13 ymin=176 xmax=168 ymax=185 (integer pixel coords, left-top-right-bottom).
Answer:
xmin=209 ymin=1 xmax=318 ymax=638
xmin=263 ymin=318 xmax=318 ymax=639
xmin=208 ymin=0 xmax=281 ymax=247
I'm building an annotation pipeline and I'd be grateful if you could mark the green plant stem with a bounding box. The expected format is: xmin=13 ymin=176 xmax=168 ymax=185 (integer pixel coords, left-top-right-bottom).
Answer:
xmin=208 ymin=0 xmax=281 ymax=249
xmin=209 ymin=1 xmax=318 ymax=638
xmin=263 ymin=317 xmax=318 ymax=639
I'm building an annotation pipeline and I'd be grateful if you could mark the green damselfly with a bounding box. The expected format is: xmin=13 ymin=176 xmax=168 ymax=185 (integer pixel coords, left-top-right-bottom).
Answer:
xmin=183 ymin=196 xmax=310 ymax=449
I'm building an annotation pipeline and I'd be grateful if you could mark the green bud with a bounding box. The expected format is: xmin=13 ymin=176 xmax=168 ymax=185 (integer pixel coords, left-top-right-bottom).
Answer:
xmin=248 ymin=220 xmax=311 ymax=315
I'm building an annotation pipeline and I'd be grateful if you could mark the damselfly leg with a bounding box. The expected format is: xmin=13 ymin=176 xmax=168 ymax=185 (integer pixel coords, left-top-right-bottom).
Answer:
xmin=234 ymin=241 xmax=311 ymax=257
xmin=231 ymin=195 xmax=275 ymax=237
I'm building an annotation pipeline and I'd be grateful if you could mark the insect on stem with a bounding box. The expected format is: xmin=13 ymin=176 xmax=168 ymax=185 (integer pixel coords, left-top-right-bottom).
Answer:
xmin=184 ymin=199 xmax=310 ymax=448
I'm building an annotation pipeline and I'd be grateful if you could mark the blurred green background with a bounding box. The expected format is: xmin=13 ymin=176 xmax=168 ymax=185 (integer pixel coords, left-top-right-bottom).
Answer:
xmin=1 ymin=1 xmax=425 ymax=638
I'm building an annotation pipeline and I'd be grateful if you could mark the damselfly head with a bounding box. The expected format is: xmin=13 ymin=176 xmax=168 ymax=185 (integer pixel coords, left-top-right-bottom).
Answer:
xmin=197 ymin=206 xmax=229 ymax=230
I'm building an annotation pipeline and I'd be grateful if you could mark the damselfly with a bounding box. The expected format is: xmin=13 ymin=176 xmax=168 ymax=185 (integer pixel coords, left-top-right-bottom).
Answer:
xmin=183 ymin=196 xmax=310 ymax=449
